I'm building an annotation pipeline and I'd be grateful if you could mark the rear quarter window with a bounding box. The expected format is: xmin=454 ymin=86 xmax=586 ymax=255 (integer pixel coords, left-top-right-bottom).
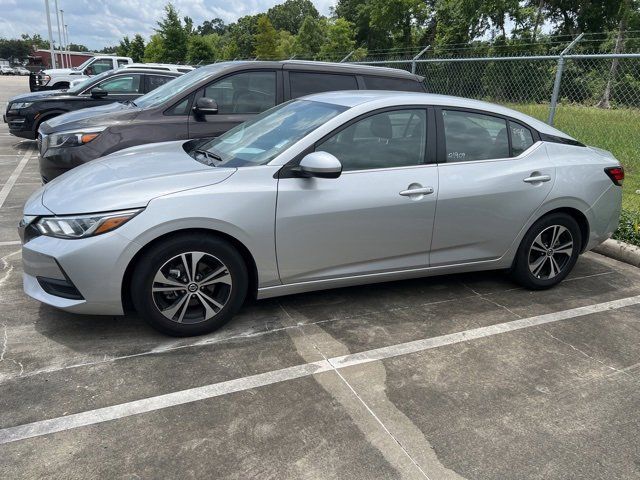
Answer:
xmin=363 ymin=76 xmax=425 ymax=92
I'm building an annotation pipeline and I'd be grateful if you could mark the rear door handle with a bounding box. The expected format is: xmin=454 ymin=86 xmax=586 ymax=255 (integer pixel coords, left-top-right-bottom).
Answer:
xmin=399 ymin=187 xmax=434 ymax=196
xmin=523 ymin=175 xmax=551 ymax=184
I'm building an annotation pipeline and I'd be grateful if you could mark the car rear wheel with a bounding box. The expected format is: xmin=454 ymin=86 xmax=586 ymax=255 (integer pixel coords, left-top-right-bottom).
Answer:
xmin=511 ymin=213 xmax=581 ymax=290
xmin=131 ymin=234 xmax=248 ymax=336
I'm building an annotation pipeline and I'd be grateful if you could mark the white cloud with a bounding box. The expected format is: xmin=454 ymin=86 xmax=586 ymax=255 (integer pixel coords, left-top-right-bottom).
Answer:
xmin=0 ymin=0 xmax=337 ymax=50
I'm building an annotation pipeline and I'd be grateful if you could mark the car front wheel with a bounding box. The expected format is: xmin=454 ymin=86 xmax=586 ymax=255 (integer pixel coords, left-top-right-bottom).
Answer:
xmin=511 ymin=213 xmax=581 ymax=290
xmin=131 ymin=234 xmax=248 ymax=336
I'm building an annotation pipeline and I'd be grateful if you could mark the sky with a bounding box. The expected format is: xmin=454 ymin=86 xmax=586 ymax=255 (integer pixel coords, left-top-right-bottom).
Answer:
xmin=0 ymin=0 xmax=337 ymax=50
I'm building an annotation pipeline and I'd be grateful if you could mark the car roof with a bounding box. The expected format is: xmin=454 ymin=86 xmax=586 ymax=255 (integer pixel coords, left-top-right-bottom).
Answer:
xmin=302 ymin=90 xmax=574 ymax=139
xmin=108 ymin=68 xmax=181 ymax=75
xmin=198 ymin=60 xmax=424 ymax=82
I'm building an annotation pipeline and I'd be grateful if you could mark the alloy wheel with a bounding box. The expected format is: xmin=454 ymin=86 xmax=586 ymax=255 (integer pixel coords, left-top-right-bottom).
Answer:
xmin=528 ymin=225 xmax=574 ymax=280
xmin=151 ymin=251 xmax=232 ymax=324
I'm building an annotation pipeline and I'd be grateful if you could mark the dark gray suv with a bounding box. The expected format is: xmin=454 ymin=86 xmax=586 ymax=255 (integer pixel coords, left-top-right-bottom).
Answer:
xmin=37 ymin=60 xmax=425 ymax=182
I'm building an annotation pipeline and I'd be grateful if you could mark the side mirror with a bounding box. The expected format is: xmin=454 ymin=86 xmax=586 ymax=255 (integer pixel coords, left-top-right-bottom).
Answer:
xmin=297 ymin=151 xmax=342 ymax=179
xmin=193 ymin=97 xmax=218 ymax=116
xmin=90 ymin=87 xmax=108 ymax=99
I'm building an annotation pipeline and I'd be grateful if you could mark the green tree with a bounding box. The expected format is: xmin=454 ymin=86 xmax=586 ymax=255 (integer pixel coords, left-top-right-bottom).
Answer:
xmin=197 ymin=18 xmax=227 ymax=35
xmin=276 ymin=30 xmax=297 ymax=58
xmin=225 ymin=15 xmax=260 ymax=58
xmin=187 ymin=34 xmax=221 ymax=64
xmin=253 ymin=15 xmax=278 ymax=59
xmin=319 ymin=18 xmax=357 ymax=60
xmin=267 ymin=0 xmax=319 ymax=34
xmin=364 ymin=0 xmax=430 ymax=48
xmin=129 ymin=34 xmax=146 ymax=62
xmin=295 ymin=16 xmax=325 ymax=58
xmin=154 ymin=3 xmax=188 ymax=63
xmin=116 ymin=36 xmax=131 ymax=57
xmin=144 ymin=34 xmax=165 ymax=62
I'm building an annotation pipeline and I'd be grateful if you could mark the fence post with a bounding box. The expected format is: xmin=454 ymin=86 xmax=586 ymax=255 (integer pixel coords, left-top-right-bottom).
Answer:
xmin=340 ymin=51 xmax=355 ymax=63
xmin=548 ymin=33 xmax=584 ymax=125
xmin=411 ymin=46 xmax=430 ymax=74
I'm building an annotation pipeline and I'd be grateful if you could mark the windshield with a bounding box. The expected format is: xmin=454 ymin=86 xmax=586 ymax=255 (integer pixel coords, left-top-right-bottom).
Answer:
xmin=192 ymin=100 xmax=348 ymax=168
xmin=67 ymin=69 xmax=114 ymax=94
xmin=135 ymin=65 xmax=222 ymax=109
xmin=74 ymin=57 xmax=95 ymax=71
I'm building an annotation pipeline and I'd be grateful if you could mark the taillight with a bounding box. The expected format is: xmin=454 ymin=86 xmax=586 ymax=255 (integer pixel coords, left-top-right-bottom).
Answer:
xmin=604 ymin=166 xmax=624 ymax=186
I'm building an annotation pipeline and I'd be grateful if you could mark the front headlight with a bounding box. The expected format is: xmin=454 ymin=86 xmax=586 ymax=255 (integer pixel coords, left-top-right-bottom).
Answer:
xmin=10 ymin=102 xmax=33 ymax=110
xmin=35 ymin=209 xmax=142 ymax=239
xmin=41 ymin=74 xmax=51 ymax=84
xmin=49 ymin=126 xmax=106 ymax=148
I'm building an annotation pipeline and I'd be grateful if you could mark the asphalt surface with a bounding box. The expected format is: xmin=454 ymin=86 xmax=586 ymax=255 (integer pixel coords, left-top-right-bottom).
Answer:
xmin=1 ymin=75 xmax=640 ymax=480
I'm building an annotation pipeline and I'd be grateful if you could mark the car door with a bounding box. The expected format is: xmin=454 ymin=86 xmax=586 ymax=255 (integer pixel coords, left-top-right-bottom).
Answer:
xmin=430 ymin=108 xmax=555 ymax=266
xmin=276 ymin=107 xmax=438 ymax=283
xmin=188 ymin=70 xmax=279 ymax=139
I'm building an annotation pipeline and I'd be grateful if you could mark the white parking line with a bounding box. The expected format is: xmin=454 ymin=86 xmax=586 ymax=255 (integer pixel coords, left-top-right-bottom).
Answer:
xmin=0 ymin=240 xmax=21 ymax=246
xmin=1 ymin=293 xmax=639 ymax=445
xmin=0 ymin=146 xmax=33 ymax=209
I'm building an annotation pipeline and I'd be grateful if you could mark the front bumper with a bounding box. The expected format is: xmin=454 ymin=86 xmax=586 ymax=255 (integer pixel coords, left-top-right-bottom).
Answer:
xmin=4 ymin=110 xmax=36 ymax=139
xmin=22 ymin=231 xmax=140 ymax=316
xmin=38 ymin=137 xmax=101 ymax=182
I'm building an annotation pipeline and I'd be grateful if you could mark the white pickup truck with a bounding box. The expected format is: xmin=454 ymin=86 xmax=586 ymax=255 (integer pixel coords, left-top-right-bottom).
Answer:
xmin=29 ymin=56 xmax=133 ymax=91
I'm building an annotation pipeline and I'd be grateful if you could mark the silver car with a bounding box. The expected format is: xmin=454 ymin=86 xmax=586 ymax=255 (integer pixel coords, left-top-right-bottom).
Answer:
xmin=21 ymin=91 xmax=623 ymax=336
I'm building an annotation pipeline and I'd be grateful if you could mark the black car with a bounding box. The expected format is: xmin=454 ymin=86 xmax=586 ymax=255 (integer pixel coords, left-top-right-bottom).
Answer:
xmin=37 ymin=60 xmax=426 ymax=182
xmin=4 ymin=68 xmax=181 ymax=140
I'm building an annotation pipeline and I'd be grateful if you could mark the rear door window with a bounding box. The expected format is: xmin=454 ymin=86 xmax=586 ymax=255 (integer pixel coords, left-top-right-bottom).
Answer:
xmin=441 ymin=110 xmax=509 ymax=162
xmin=289 ymin=72 xmax=357 ymax=99
xmin=363 ymin=76 xmax=424 ymax=92
xmin=509 ymin=121 xmax=535 ymax=156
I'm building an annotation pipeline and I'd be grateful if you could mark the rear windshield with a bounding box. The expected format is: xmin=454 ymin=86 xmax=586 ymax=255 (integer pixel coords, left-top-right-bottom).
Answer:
xmin=191 ymin=100 xmax=348 ymax=167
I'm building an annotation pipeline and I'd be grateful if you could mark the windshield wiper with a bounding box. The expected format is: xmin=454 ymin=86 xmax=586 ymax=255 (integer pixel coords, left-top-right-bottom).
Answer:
xmin=122 ymin=100 xmax=137 ymax=107
xmin=193 ymin=149 xmax=222 ymax=165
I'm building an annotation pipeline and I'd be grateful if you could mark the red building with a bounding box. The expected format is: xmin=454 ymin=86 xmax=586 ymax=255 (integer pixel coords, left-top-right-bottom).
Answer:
xmin=28 ymin=49 xmax=95 ymax=69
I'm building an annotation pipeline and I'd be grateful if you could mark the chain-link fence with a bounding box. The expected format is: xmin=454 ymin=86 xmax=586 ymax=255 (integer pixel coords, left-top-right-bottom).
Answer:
xmin=351 ymin=51 xmax=640 ymax=125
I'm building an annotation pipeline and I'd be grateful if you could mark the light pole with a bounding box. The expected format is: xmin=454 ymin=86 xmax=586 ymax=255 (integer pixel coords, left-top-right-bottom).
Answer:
xmin=54 ymin=0 xmax=64 ymax=68
xmin=65 ymin=24 xmax=71 ymax=67
xmin=44 ymin=0 xmax=56 ymax=68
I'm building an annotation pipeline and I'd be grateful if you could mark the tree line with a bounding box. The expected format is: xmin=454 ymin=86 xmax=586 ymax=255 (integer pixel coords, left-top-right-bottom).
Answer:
xmin=1 ymin=0 xmax=638 ymax=64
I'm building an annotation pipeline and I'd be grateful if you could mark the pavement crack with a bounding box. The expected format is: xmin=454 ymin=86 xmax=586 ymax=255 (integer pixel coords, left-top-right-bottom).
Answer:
xmin=0 ymin=323 xmax=7 ymax=362
xmin=460 ymin=282 xmax=522 ymax=318
xmin=323 ymin=350 xmax=432 ymax=480
xmin=545 ymin=331 xmax=631 ymax=377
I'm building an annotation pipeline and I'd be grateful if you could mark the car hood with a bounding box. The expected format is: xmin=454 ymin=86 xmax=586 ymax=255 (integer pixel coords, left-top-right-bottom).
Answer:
xmin=9 ymin=90 xmax=70 ymax=103
xmin=40 ymin=141 xmax=236 ymax=214
xmin=40 ymin=102 xmax=140 ymax=133
xmin=41 ymin=67 xmax=75 ymax=75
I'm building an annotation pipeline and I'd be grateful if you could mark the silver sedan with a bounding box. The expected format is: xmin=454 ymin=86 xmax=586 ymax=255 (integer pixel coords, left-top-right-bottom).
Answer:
xmin=21 ymin=91 xmax=623 ymax=335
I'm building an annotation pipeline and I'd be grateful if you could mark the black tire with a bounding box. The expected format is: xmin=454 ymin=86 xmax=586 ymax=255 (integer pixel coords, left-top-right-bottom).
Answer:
xmin=131 ymin=234 xmax=248 ymax=336
xmin=511 ymin=213 xmax=581 ymax=290
xmin=51 ymin=82 xmax=69 ymax=90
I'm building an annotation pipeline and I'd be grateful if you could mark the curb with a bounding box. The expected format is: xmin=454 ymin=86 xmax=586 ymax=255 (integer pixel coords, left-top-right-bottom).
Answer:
xmin=592 ymin=239 xmax=640 ymax=268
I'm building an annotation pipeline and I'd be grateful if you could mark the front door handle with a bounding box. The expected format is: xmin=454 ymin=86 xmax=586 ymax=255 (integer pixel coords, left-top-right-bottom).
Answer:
xmin=399 ymin=187 xmax=434 ymax=196
xmin=523 ymin=175 xmax=551 ymax=184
